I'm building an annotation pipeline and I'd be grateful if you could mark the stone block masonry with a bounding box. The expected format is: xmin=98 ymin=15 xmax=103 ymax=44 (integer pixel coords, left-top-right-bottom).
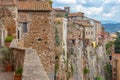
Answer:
xmin=18 ymin=12 xmax=55 ymax=79
xmin=22 ymin=49 xmax=50 ymax=80
xmin=10 ymin=39 xmax=50 ymax=80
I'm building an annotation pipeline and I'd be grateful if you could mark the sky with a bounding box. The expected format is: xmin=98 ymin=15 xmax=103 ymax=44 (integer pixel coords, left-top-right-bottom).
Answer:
xmin=53 ymin=0 xmax=120 ymax=22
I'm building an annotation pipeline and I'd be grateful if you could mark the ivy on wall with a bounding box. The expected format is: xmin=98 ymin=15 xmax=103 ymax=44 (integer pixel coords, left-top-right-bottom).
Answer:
xmin=84 ymin=67 xmax=90 ymax=74
xmin=104 ymin=63 xmax=112 ymax=80
xmin=95 ymin=76 xmax=103 ymax=80
xmin=55 ymin=27 xmax=61 ymax=46
xmin=106 ymin=42 xmax=114 ymax=54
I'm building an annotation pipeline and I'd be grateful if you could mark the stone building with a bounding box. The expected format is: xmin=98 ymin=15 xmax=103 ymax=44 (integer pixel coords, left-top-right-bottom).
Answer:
xmin=68 ymin=12 xmax=84 ymax=21
xmin=0 ymin=0 xmax=17 ymax=46
xmin=67 ymin=12 xmax=94 ymax=45
xmin=110 ymin=33 xmax=117 ymax=42
xmin=94 ymin=20 xmax=103 ymax=44
xmin=83 ymin=16 xmax=104 ymax=44
xmin=54 ymin=17 xmax=67 ymax=80
xmin=53 ymin=8 xmax=66 ymax=18
xmin=17 ymin=1 xmax=55 ymax=79
xmin=54 ymin=18 xmax=67 ymax=59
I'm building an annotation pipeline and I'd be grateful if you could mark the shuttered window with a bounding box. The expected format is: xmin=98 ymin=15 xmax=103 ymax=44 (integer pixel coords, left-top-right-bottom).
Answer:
xmin=23 ymin=22 xmax=27 ymax=33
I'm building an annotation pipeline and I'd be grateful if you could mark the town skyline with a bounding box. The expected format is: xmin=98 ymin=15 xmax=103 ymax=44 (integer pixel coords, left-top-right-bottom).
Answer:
xmin=53 ymin=0 xmax=120 ymax=22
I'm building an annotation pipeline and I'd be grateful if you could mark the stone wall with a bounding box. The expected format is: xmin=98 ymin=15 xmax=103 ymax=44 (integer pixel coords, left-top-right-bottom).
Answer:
xmin=67 ymin=40 xmax=109 ymax=80
xmin=0 ymin=4 xmax=17 ymax=37
xmin=10 ymin=40 xmax=50 ymax=80
xmin=22 ymin=48 xmax=50 ymax=80
xmin=18 ymin=11 xmax=55 ymax=80
xmin=11 ymin=48 xmax=25 ymax=70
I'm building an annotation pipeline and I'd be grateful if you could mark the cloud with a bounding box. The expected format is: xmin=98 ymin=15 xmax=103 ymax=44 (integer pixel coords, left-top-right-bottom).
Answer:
xmin=102 ymin=7 xmax=115 ymax=18
xmin=77 ymin=0 xmax=104 ymax=7
xmin=103 ymin=13 xmax=114 ymax=18
xmin=53 ymin=0 xmax=120 ymax=21
xmin=77 ymin=0 xmax=87 ymax=4
xmin=73 ymin=5 xmax=103 ymax=16
xmin=56 ymin=0 xmax=76 ymax=4
xmin=104 ymin=0 xmax=120 ymax=4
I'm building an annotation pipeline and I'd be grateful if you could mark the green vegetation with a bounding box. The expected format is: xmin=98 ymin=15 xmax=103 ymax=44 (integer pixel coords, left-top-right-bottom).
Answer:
xmin=55 ymin=27 xmax=61 ymax=46
xmin=95 ymin=76 xmax=102 ymax=80
xmin=63 ymin=49 xmax=65 ymax=56
xmin=65 ymin=13 xmax=68 ymax=18
xmin=106 ymin=41 xmax=114 ymax=54
xmin=104 ymin=63 xmax=112 ymax=80
xmin=84 ymin=67 xmax=90 ymax=74
xmin=66 ymin=62 xmax=74 ymax=80
xmin=114 ymin=32 xmax=120 ymax=53
xmin=0 ymin=47 xmax=11 ymax=60
xmin=70 ymin=64 xmax=74 ymax=76
xmin=54 ymin=54 xmax=60 ymax=80
xmin=72 ymin=24 xmax=76 ymax=28
xmin=49 ymin=0 xmax=53 ymax=5
xmin=5 ymin=36 xmax=13 ymax=42
xmin=56 ymin=14 xmax=65 ymax=18
xmin=56 ymin=21 xmax=61 ymax=24
xmin=55 ymin=63 xmax=59 ymax=72
xmin=69 ymin=48 xmax=74 ymax=55
xmin=15 ymin=67 xmax=23 ymax=75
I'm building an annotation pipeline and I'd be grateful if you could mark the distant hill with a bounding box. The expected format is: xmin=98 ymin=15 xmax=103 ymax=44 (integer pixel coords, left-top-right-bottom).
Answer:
xmin=101 ymin=20 xmax=119 ymax=24
xmin=102 ymin=23 xmax=120 ymax=33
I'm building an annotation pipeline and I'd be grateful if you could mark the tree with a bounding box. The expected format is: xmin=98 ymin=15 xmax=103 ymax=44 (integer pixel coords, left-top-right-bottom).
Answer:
xmin=114 ymin=32 xmax=120 ymax=53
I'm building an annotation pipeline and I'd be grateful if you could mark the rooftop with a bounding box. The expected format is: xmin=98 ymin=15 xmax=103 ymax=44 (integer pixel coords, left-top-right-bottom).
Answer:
xmin=68 ymin=12 xmax=84 ymax=17
xmin=74 ymin=20 xmax=92 ymax=27
xmin=112 ymin=53 xmax=120 ymax=61
xmin=0 ymin=0 xmax=16 ymax=6
xmin=18 ymin=1 xmax=52 ymax=11
xmin=53 ymin=8 xmax=65 ymax=12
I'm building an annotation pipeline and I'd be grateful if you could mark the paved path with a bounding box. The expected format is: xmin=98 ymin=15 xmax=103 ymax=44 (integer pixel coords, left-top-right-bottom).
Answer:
xmin=0 ymin=61 xmax=13 ymax=80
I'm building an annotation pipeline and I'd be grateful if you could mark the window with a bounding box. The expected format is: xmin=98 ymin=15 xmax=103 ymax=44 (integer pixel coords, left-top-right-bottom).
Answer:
xmin=91 ymin=32 xmax=93 ymax=35
xmin=23 ymin=22 xmax=28 ymax=33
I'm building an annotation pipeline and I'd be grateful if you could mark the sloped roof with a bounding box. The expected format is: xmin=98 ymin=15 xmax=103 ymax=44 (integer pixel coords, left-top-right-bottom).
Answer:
xmin=0 ymin=0 xmax=16 ymax=6
xmin=74 ymin=20 xmax=92 ymax=27
xmin=53 ymin=8 xmax=65 ymax=11
xmin=112 ymin=54 xmax=120 ymax=61
xmin=68 ymin=12 xmax=84 ymax=17
xmin=18 ymin=1 xmax=52 ymax=11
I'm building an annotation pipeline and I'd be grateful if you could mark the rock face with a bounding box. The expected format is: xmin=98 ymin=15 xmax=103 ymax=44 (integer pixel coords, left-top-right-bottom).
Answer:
xmin=67 ymin=40 xmax=109 ymax=80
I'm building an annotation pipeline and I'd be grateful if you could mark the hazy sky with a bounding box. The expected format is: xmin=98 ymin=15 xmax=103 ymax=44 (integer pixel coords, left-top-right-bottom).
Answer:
xmin=53 ymin=0 xmax=120 ymax=22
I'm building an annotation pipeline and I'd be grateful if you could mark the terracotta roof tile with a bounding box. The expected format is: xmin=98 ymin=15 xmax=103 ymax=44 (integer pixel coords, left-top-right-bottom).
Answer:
xmin=112 ymin=53 xmax=120 ymax=61
xmin=0 ymin=0 xmax=16 ymax=6
xmin=18 ymin=1 xmax=52 ymax=11
xmin=53 ymin=8 xmax=65 ymax=11
xmin=68 ymin=12 xmax=84 ymax=17
xmin=74 ymin=20 xmax=92 ymax=27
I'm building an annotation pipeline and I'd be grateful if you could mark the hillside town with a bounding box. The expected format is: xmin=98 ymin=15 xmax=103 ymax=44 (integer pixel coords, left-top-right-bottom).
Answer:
xmin=0 ymin=0 xmax=120 ymax=80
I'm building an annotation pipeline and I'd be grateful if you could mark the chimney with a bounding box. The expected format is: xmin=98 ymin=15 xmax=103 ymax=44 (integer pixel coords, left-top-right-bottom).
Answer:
xmin=64 ymin=7 xmax=70 ymax=14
